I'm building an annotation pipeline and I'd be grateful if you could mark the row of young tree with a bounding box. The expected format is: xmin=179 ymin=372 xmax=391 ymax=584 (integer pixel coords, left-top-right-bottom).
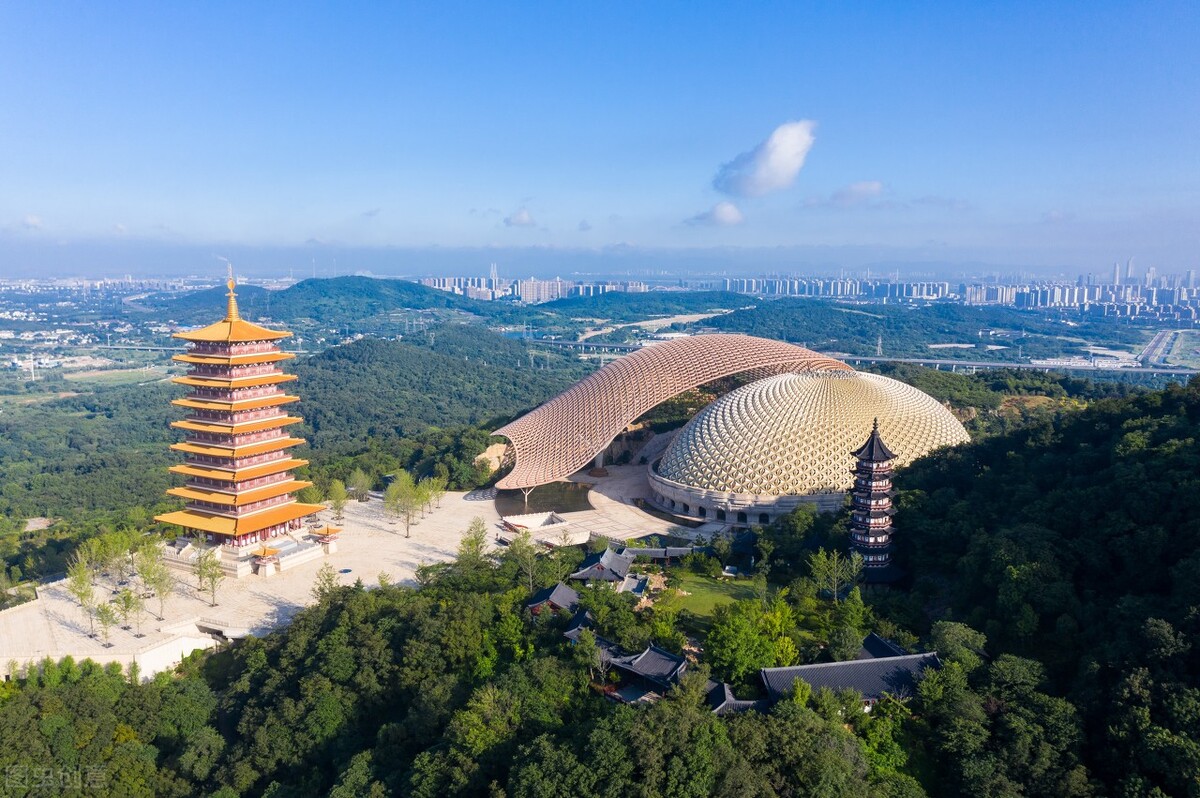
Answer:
xmin=63 ymin=529 xmax=176 ymax=647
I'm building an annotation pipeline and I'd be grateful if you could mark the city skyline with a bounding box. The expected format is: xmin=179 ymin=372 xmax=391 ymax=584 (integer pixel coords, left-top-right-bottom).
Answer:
xmin=1 ymin=2 xmax=1198 ymax=276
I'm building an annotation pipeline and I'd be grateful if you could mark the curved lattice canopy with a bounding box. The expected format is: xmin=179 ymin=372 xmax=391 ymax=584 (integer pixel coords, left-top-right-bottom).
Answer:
xmin=493 ymin=334 xmax=852 ymax=489
xmin=657 ymin=371 xmax=970 ymax=496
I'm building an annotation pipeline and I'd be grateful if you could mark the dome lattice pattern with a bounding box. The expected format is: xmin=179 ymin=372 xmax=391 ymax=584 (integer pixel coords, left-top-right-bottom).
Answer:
xmin=657 ymin=371 xmax=969 ymax=496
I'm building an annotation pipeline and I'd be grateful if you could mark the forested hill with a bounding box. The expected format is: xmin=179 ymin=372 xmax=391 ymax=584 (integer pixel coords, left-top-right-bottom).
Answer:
xmin=292 ymin=327 xmax=584 ymax=454
xmin=136 ymin=276 xmax=490 ymax=325
xmin=699 ymin=299 xmax=1144 ymax=361
xmin=896 ymin=377 xmax=1200 ymax=794
xmin=539 ymin=290 xmax=750 ymax=322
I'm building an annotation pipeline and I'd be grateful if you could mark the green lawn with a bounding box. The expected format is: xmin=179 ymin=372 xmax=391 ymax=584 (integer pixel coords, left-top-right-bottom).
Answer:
xmin=673 ymin=570 xmax=756 ymax=632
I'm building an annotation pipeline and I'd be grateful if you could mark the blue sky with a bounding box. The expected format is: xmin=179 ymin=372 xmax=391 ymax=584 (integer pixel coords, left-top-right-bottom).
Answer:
xmin=1 ymin=2 xmax=1197 ymax=277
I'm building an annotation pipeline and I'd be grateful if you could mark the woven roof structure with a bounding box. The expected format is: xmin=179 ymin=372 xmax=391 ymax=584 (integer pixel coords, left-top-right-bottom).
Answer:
xmin=656 ymin=371 xmax=969 ymax=497
xmin=493 ymin=334 xmax=851 ymax=489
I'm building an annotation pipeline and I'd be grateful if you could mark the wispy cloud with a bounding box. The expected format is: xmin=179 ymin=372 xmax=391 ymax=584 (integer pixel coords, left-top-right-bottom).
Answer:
xmin=713 ymin=121 xmax=816 ymax=198
xmin=685 ymin=201 xmax=744 ymax=227
xmin=361 ymin=208 xmax=381 ymax=219
xmin=22 ymin=214 xmax=43 ymax=230
xmin=504 ymin=208 xmax=537 ymax=227
xmin=830 ymin=180 xmax=884 ymax=207
xmin=804 ymin=180 xmax=888 ymax=209
xmin=578 ymin=219 xmax=592 ymax=231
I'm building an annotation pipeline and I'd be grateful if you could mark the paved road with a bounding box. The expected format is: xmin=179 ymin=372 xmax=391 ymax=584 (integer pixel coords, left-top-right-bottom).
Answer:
xmin=1139 ymin=330 xmax=1179 ymax=366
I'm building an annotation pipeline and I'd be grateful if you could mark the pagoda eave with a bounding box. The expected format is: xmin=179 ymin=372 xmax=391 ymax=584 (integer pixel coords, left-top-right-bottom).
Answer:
xmin=169 ymin=457 xmax=310 ymax=482
xmin=170 ymin=437 xmax=306 ymax=458
xmin=171 ymin=373 xmax=298 ymax=389
xmin=155 ymin=502 xmax=323 ymax=536
xmin=171 ymin=416 xmax=302 ymax=435
xmin=167 ymin=478 xmax=313 ymax=506
xmin=172 ymin=395 xmax=300 ymax=412
xmin=173 ymin=351 xmax=295 ymax=366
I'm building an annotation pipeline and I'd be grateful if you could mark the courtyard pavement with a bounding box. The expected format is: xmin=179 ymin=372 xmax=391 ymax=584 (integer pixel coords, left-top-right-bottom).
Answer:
xmin=0 ymin=451 xmax=706 ymax=678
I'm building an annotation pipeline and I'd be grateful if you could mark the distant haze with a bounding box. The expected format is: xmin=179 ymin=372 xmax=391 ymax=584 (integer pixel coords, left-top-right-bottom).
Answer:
xmin=0 ymin=238 xmax=1184 ymax=283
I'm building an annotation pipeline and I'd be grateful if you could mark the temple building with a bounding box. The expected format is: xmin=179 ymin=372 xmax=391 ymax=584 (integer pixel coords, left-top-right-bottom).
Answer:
xmin=154 ymin=277 xmax=322 ymax=549
xmin=848 ymin=420 xmax=901 ymax=583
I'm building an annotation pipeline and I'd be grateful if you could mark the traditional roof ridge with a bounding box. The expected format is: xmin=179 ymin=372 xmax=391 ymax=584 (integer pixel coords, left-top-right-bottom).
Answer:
xmin=761 ymin=652 xmax=933 ymax=673
xmin=851 ymin=418 xmax=898 ymax=463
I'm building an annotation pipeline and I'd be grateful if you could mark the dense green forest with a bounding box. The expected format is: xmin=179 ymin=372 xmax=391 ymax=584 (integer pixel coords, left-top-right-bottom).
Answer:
xmin=696 ymin=299 xmax=1145 ymax=362
xmin=0 ymin=518 xmax=1082 ymax=798
xmin=4 ymin=365 xmax=1200 ymax=795
xmin=892 ymin=378 xmax=1200 ymax=795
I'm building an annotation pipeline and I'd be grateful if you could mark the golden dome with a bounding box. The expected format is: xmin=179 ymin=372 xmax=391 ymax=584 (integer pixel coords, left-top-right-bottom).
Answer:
xmin=656 ymin=371 xmax=968 ymax=497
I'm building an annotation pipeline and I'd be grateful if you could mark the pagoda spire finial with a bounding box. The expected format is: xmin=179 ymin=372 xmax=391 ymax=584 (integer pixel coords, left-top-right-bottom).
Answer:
xmin=225 ymin=264 xmax=241 ymax=322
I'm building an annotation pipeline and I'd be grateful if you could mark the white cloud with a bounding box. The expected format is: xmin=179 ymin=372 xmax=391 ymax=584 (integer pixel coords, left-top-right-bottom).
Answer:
xmin=685 ymin=201 xmax=744 ymax=227
xmin=113 ymin=223 xmax=128 ymax=234
xmin=22 ymin=214 xmax=43 ymax=230
xmin=504 ymin=208 xmax=537 ymax=227
xmin=713 ymin=121 xmax=816 ymax=198
xmin=830 ymin=180 xmax=884 ymax=207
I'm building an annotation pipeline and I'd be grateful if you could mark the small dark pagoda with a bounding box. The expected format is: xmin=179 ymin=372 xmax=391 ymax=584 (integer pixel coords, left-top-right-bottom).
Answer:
xmin=849 ymin=419 xmax=902 ymax=584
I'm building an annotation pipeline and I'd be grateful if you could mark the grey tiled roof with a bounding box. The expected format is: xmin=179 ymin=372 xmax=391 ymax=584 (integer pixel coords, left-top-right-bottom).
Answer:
xmin=705 ymin=680 xmax=769 ymax=715
xmin=761 ymin=653 xmax=940 ymax=702
xmin=610 ymin=645 xmax=687 ymax=689
xmin=568 ymin=548 xmax=634 ymax=581
xmin=527 ymin=582 xmax=580 ymax=611
xmin=856 ymin=633 xmax=909 ymax=660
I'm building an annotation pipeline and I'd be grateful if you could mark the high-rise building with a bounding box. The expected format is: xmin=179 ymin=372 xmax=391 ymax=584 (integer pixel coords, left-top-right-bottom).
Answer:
xmin=155 ymin=277 xmax=322 ymax=549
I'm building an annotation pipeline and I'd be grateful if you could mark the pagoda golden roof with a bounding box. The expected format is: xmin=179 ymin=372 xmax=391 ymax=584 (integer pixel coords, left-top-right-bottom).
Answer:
xmin=172 ymin=394 xmax=300 ymax=412
xmin=171 ymin=373 xmax=298 ymax=389
xmin=171 ymin=416 xmax=302 ymax=435
xmin=172 ymin=278 xmax=291 ymax=343
xmin=169 ymin=457 xmax=310 ymax=482
xmin=168 ymin=477 xmax=312 ymax=506
xmin=170 ymin=436 xmax=305 ymax=459
xmin=155 ymin=501 xmax=323 ymax=536
xmin=173 ymin=351 xmax=295 ymax=366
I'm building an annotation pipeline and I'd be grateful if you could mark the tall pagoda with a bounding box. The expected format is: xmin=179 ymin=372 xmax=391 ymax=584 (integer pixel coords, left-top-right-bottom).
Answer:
xmin=848 ymin=419 xmax=902 ymax=583
xmin=154 ymin=275 xmax=322 ymax=550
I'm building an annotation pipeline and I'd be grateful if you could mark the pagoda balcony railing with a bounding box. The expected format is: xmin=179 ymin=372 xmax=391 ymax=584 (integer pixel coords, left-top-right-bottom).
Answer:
xmin=189 ymin=386 xmax=285 ymax=402
xmin=855 ymin=462 xmax=894 ymax=473
xmin=852 ymin=513 xmax=893 ymax=524
xmin=187 ymin=472 xmax=293 ymax=491
xmin=187 ymin=450 xmax=291 ymax=468
xmin=187 ymin=429 xmax=290 ymax=446
xmin=189 ymin=364 xmax=282 ymax=379
xmin=851 ymin=535 xmax=892 ymax=546
xmin=187 ymin=494 xmax=295 ymax=517
xmin=188 ymin=408 xmax=290 ymax=425
xmin=188 ymin=341 xmax=279 ymax=356
xmin=853 ymin=497 xmax=891 ymax=508
xmin=854 ymin=477 xmax=892 ymax=487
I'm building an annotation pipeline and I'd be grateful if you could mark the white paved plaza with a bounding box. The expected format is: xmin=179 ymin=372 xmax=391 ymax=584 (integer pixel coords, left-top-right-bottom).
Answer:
xmin=0 ymin=460 xmax=700 ymax=678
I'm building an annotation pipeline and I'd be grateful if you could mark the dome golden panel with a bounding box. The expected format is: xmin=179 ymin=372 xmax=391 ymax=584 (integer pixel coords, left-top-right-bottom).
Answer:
xmin=656 ymin=371 xmax=969 ymax=497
